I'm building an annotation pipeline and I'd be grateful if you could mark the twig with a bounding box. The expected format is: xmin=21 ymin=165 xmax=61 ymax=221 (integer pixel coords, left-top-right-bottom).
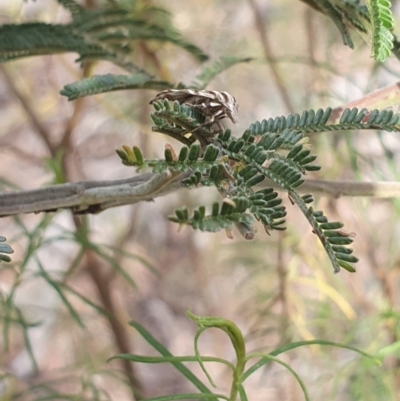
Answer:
xmin=296 ymin=179 xmax=400 ymax=198
xmin=2 ymin=176 xmax=400 ymax=218
xmin=329 ymin=81 xmax=400 ymax=122
xmin=0 ymin=172 xmax=185 ymax=216
xmin=247 ymin=0 xmax=295 ymax=114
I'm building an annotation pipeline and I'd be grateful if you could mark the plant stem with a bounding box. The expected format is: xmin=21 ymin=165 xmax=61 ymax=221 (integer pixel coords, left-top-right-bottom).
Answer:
xmin=186 ymin=311 xmax=247 ymax=401
xmin=2 ymin=178 xmax=400 ymax=217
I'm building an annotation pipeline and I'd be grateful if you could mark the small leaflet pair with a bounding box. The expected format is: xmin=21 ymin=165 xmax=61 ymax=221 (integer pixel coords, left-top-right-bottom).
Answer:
xmin=150 ymin=89 xmax=239 ymax=133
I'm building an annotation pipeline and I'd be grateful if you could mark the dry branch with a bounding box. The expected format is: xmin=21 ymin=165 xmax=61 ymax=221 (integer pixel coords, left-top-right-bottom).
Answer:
xmin=0 ymin=172 xmax=185 ymax=217
xmin=1 ymin=173 xmax=400 ymax=218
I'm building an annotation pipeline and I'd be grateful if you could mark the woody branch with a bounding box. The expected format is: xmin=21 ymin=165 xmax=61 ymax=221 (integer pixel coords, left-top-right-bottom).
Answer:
xmin=1 ymin=174 xmax=400 ymax=218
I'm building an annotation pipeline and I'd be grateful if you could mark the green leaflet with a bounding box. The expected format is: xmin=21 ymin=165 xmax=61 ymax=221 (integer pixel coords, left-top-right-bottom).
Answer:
xmin=143 ymin=100 xmax=379 ymax=273
xmin=366 ymin=0 xmax=394 ymax=61
xmin=191 ymin=56 xmax=253 ymax=89
xmin=0 ymin=6 xmax=208 ymax=66
xmin=61 ymin=74 xmax=173 ymax=100
xmin=304 ymin=0 xmax=395 ymax=62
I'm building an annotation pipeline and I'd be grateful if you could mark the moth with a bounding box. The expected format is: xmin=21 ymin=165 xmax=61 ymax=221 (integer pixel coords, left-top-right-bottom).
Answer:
xmin=149 ymin=89 xmax=239 ymax=133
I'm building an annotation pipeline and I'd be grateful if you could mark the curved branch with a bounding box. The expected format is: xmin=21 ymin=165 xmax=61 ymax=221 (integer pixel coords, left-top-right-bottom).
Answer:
xmin=0 ymin=172 xmax=185 ymax=217
xmin=1 ymin=175 xmax=399 ymax=217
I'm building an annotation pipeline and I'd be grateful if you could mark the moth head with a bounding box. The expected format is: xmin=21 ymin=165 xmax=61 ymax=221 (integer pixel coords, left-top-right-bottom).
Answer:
xmin=217 ymin=91 xmax=239 ymax=124
xmin=225 ymin=97 xmax=239 ymax=124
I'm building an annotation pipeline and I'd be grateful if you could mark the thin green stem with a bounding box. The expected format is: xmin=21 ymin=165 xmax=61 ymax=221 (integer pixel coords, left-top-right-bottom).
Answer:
xmin=186 ymin=310 xmax=247 ymax=401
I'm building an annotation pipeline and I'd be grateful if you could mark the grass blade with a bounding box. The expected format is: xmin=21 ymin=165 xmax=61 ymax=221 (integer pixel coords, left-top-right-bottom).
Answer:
xmin=242 ymin=340 xmax=377 ymax=381
xmin=129 ymin=320 xmax=216 ymax=396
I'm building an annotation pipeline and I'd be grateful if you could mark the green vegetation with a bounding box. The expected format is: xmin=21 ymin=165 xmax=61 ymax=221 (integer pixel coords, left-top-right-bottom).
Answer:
xmin=1 ymin=1 xmax=399 ymax=400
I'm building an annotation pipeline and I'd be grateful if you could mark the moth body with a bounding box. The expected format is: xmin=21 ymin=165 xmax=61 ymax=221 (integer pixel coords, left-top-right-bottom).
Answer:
xmin=150 ymin=89 xmax=239 ymax=133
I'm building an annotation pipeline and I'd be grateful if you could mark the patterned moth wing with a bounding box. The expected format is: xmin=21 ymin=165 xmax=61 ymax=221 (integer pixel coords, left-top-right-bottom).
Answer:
xmin=150 ymin=89 xmax=239 ymax=132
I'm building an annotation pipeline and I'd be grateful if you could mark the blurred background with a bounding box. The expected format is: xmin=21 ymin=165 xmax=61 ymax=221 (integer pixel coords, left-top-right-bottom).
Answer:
xmin=0 ymin=0 xmax=400 ymax=400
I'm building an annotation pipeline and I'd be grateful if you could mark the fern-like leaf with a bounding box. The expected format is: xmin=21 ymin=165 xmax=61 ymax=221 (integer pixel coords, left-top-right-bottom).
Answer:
xmin=191 ymin=56 xmax=253 ymax=89
xmin=116 ymin=142 xmax=223 ymax=176
xmin=213 ymin=119 xmax=356 ymax=269
xmin=61 ymin=74 xmax=173 ymax=100
xmin=289 ymin=191 xmax=357 ymax=273
xmin=169 ymin=199 xmax=255 ymax=233
xmin=0 ymin=7 xmax=208 ymax=65
xmin=245 ymin=108 xmax=333 ymax=136
xmin=0 ymin=21 xmax=143 ymax=72
xmin=0 ymin=236 xmax=13 ymax=263
xmin=331 ymin=0 xmax=370 ymax=33
xmin=70 ymin=9 xmax=207 ymax=62
xmin=128 ymin=100 xmax=362 ymax=273
xmin=305 ymin=0 xmax=395 ymax=61
xmin=314 ymin=0 xmax=354 ymax=48
xmin=245 ymin=107 xmax=400 ymax=136
xmin=88 ymin=21 xmax=208 ymax=63
xmin=365 ymin=0 xmax=394 ymax=61
xmin=245 ymin=188 xmax=287 ymax=232
xmin=0 ymin=23 xmax=104 ymax=63
xmin=222 ymin=128 xmax=320 ymax=186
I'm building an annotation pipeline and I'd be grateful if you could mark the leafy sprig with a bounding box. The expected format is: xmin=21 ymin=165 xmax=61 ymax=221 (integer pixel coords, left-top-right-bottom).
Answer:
xmin=245 ymin=107 xmax=400 ymax=136
xmin=190 ymin=56 xmax=253 ymax=89
xmin=302 ymin=0 xmax=396 ymax=62
xmin=109 ymin=311 xmax=377 ymax=401
xmin=61 ymin=73 xmax=173 ymax=101
xmin=170 ymin=199 xmax=255 ymax=233
xmin=114 ymin=99 xmax=397 ymax=273
xmin=365 ymin=0 xmax=394 ymax=61
xmin=0 ymin=3 xmax=207 ymax=71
